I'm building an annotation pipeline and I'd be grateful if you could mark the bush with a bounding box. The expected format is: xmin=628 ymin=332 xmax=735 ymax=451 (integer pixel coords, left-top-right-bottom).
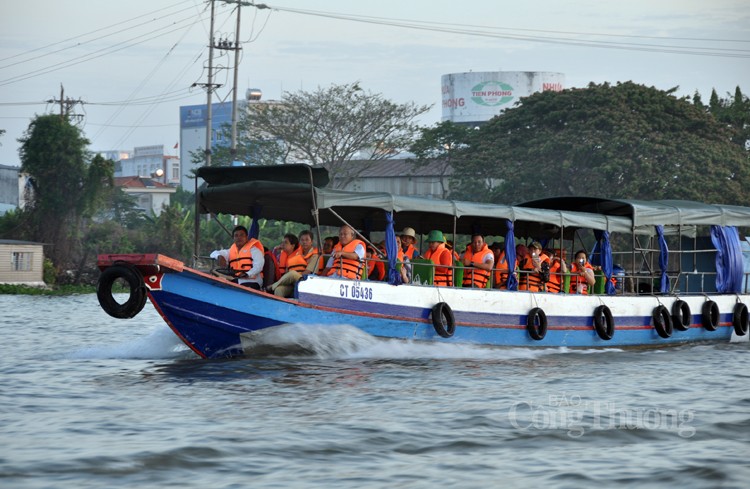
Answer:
xmin=43 ymin=258 xmax=56 ymax=285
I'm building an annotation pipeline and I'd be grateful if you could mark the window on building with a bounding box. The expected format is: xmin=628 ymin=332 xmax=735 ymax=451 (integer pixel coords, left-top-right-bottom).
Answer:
xmin=12 ymin=252 xmax=32 ymax=271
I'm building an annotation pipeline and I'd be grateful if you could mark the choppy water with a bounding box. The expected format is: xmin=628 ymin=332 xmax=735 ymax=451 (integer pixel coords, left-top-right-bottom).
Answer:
xmin=1 ymin=294 xmax=749 ymax=489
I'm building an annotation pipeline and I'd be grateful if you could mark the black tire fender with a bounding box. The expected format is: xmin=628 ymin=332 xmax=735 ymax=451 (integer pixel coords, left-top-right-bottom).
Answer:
xmin=431 ymin=302 xmax=455 ymax=338
xmin=593 ymin=305 xmax=615 ymax=340
xmin=97 ymin=264 xmax=147 ymax=319
xmin=671 ymin=300 xmax=691 ymax=331
xmin=732 ymin=302 xmax=749 ymax=336
xmin=527 ymin=307 xmax=547 ymax=341
xmin=653 ymin=305 xmax=673 ymax=339
xmin=701 ymin=301 xmax=720 ymax=331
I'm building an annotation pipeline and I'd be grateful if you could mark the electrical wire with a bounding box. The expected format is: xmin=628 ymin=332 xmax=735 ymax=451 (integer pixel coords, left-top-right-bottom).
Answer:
xmin=256 ymin=4 xmax=750 ymax=59
xmin=0 ymin=1 xmax=199 ymax=70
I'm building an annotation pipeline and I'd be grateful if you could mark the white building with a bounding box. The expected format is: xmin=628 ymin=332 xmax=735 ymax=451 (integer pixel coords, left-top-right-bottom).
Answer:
xmin=113 ymin=176 xmax=177 ymax=216
xmin=116 ymin=145 xmax=179 ymax=186
xmin=0 ymin=239 xmax=45 ymax=286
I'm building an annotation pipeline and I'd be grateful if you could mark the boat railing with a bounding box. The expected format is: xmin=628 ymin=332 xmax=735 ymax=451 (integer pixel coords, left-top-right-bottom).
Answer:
xmin=358 ymin=255 xmax=748 ymax=297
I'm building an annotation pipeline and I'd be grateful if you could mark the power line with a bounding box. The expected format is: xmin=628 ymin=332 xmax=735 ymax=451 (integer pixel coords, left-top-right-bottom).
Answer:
xmin=0 ymin=3 xmax=235 ymax=87
xmin=255 ymin=4 xmax=750 ymax=59
xmin=0 ymin=1 xmax=194 ymax=66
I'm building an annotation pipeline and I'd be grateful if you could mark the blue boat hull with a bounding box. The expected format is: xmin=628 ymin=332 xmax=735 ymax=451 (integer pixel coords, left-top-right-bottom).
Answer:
xmin=145 ymin=267 xmax=738 ymax=359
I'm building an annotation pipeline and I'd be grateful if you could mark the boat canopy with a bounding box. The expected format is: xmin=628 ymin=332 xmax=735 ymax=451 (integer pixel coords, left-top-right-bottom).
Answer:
xmin=519 ymin=197 xmax=750 ymax=230
xmin=197 ymin=165 xmax=632 ymax=237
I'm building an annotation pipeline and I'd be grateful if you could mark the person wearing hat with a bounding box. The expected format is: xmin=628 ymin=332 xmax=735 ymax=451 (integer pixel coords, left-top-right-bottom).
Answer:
xmin=399 ymin=227 xmax=421 ymax=260
xmin=422 ymin=230 xmax=453 ymax=286
xmin=463 ymin=233 xmax=494 ymax=288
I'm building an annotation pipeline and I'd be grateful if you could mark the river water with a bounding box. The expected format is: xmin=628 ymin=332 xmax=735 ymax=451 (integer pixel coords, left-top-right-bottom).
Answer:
xmin=1 ymin=294 xmax=749 ymax=489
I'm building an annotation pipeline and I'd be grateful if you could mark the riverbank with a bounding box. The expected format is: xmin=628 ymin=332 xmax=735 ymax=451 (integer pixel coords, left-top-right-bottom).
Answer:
xmin=0 ymin=283 xmax=96 ymax=295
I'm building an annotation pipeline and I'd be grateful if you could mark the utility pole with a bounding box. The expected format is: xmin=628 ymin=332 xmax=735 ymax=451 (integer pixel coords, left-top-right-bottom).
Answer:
xmin=46 ymin=84 xmax=84 ymax=122
xmin=194 ymin=0 xmax=219 ymax=265
xmin=230 ymin=3 xmax=242 ymax=159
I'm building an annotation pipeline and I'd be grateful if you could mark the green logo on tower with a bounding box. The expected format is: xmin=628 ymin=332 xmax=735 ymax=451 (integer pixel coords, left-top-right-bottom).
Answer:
xmin=471 ymin=81 xmax=514 ymax=106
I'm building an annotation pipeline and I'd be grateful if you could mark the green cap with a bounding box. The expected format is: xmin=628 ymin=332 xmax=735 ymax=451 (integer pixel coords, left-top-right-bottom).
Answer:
xmin=427 ymin=230 xmax=445 ymax=243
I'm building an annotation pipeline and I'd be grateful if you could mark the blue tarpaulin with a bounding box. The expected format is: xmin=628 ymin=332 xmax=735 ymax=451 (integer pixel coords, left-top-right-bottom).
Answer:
xmin=711 ymin=225 xmax=743 ymax=293
xmin=505 ymin=219 xmax=518 ymax=291
xmin=249 ymin=205 xmax=262 ymax=239
xmin=593 ymin=230 xmax=615 ymax=295
xmin=385 ymin=212 xmax=403 ymax=285
xmin=655 ymin=225 xmax=669 ymax=294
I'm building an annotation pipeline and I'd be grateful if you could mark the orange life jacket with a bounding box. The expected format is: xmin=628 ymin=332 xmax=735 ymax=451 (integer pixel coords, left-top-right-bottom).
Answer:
xmin=463 ymin=244 xmax=492 ymax=288
xmin=228 ymin=238 xmax=264 ymax=277
xmin=367 ymin=257 xmax=386 ymax=281
xmin=279 ymin=247 xmax=303 ymax=275
xmin=547 ymin=259 xmax=563 ymax=293
xmin=492 ymin=250 xmax=514 ymax=290
xmin=569 ymin=262 xmax=594 ymax=294
xmin=327 ymin=239 xmax=364 ymax=279
xmin=518 ymin=252 xmax=550 ymax=292
xmin=423 ymin=243 xmax=453 ymax=286
xmin=403 ymin=243 xmax=420 ymax=260
xmin=286 ymin=247 xmax=317 ymax=274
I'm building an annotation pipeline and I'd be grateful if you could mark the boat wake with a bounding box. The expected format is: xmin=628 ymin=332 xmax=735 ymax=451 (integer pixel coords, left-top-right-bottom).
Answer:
xmin=240 ymin=323 xmax=622 ymax=360
xmin=67 ymin=327 xmax=195 ymax=360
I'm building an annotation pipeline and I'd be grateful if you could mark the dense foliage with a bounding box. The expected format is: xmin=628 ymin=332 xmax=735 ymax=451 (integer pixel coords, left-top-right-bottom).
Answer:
xmin=443 ymin=82 xmax=750 ymax=205
xmin=194 ymin=82 xmax=431 ymax=188
xmin=17 ymin=115 xmax=114 ymax=274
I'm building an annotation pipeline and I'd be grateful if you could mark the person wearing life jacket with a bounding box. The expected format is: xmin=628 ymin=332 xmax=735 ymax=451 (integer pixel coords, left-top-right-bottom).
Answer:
xmin=490 ymin=240 xmax=516 ymax=290
xmin=546 ymin=248 xmax=568 ymax=294
xmin=399 ymin=227 xmax=421 ymax=260
xmin=518 ymin=241 xmax=550 ymax=292
xmin=393 ymin=235 xmax=412 ymax=283
xmin=422 ymin=230 xmax=454 ymax=286
xmin=462 ymin=234 xmax=494 ymax=288
xmin=569 ymin=249 xmax=596 ymax=294
xmin=323 ymin=225 xmax=365 ymax=279
xmin=266 ymin=230 xmax=322 ymax=297
xmin=316 ymin=236 xmax=339 ymax=276
xmin=445 ymin=240 xmax=461 ymax=262
xmin=210 ymin=225 xmax=265 ymax=290
xmin=366 ymin=245 xmax=386 ymax=281
xmin=277 ymin=233 xmax=301 ymax=277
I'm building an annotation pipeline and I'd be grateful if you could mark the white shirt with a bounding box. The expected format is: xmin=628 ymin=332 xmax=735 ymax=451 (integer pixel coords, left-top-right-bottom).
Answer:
xmin=210 ymin=246 xmax=265 ymax=286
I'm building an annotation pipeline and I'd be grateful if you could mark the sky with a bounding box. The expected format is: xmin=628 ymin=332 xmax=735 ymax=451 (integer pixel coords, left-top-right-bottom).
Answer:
xmin=1 ymin=0 xmax=748 ymax=166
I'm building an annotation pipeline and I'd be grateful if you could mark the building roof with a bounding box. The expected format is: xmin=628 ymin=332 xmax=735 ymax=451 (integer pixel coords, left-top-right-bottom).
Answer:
xmin=334 ymin=158 xmax=453 ymax=179
xmin=114 ymin=176 xmax=174 ymax=189
xmin=0 ymin=239 xmax=45 ymax=246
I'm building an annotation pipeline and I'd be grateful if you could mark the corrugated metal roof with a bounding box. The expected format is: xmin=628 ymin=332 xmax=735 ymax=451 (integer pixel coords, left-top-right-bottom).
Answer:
xmin=333 ymin=159 xmax=453 ymax=178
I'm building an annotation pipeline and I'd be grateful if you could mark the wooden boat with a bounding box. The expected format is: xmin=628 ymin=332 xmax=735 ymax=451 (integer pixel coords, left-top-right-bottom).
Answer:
xmin=96 ymin=165 xmax=750 ymax=358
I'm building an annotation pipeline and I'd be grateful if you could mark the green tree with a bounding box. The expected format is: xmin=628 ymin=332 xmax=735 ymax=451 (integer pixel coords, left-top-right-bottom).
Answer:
xmin=409 ymin=121 xmax=475 ymax=198
xmin=18 ymin=115 xmax=114 ymax=275
xmin=706 ymin=86 xmax=750 ymax=151
xmin=450 ymin=82 xmax=750 ymax=205
xmin=244 ymin=82 xmax=431 ymax=187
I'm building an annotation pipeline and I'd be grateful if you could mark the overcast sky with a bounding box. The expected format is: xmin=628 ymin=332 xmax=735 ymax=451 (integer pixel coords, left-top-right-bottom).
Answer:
xmin=1 ymin=0 xmax=748 ymax=166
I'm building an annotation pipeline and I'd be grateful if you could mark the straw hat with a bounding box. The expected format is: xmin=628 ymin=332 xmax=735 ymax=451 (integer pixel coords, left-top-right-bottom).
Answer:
xmin=400 ymin=227 xmax=417 ymax=239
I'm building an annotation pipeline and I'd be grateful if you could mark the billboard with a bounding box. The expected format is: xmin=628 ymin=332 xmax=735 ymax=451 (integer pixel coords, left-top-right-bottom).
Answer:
xmin=441 ymin=71 xmax=565 ymax=123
